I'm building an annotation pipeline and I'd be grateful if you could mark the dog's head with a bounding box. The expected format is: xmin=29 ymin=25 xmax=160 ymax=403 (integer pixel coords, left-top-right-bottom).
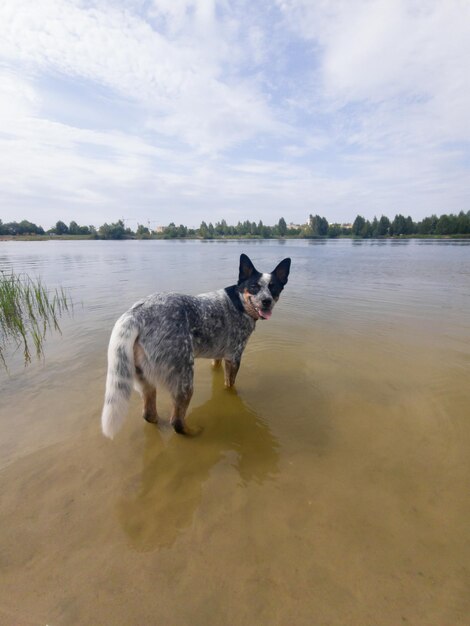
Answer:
xmin=237 ymin=253 xmax=291 ymax=321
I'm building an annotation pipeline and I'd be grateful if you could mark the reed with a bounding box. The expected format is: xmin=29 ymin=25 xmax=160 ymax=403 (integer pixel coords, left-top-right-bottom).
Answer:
xmin=0 ymin=271 xmax=70 ymax=367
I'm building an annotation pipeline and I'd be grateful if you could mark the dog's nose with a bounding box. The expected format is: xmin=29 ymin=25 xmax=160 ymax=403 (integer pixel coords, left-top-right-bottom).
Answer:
xmin=262 ymin=298 xmax=272 ymax=308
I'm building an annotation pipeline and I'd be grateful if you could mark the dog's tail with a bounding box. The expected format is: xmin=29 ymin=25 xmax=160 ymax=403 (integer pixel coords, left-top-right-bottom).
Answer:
xmin=101 ymin=313 xmax=140 ymax=439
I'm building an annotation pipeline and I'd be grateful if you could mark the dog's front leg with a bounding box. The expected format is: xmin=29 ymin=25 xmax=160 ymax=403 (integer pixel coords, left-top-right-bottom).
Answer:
xmin=224 ymin=357 xmax=241 ymax=388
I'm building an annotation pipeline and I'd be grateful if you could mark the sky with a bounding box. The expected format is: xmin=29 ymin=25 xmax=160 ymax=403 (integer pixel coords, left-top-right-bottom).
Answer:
xmin=0 ymin=0 xmax=469 ymax=229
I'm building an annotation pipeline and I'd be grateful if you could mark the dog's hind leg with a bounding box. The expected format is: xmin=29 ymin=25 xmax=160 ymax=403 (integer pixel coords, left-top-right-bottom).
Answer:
xmin=211 ymin=359 xmax=222 ymax=368
xmin=169 ymin=363 xmax=196 ymax=435
xmin=136 ymin=374 xmax=158 ymax=424
xmin=134 ymin=342 xmax=158 ymax=424
xmin=170 ymin=389 xmax=193 ymax=435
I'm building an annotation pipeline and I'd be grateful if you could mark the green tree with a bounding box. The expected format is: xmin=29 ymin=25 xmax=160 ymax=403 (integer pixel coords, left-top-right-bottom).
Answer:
xmin=377 ymin=215 xmax=391 ymax=236
xmin=220 ymin=219 xmax=229 ymax=236
xmin=278 ymin=217 xmax=287 ymax=237
xmin=456 ymin=211 xmax=470 ymax=234
xmin=199 ymin=221 xmax=209 ymax=238
xmin=164 ymin=223 xmax=178 ymax=238
xmin=257 ymin=220 xmax=270 ymax=238
xmin=177 ymin=224 xmax=187 ymax=237
xmin=136 ymin=224 xmax=150 ymax=237
xmin=67 ymin=221 xmax=90 ymax=235
xmin=405 ymin=216 xmax=415 ymax=235
xmin=69 ymin=221 xmax=81 ymax=235
xmin=352 ymin=215 xmax=372 ymax=238
xmin=307 ymin=214 xmax=329 ymax=237
xmin=417 ymin=214 xmax=438 ymax=235
xmin=54 ymin=220 xmax=69 ymax=235
xmin=352 ymin=215 xmax=366 ymax=237
xmin=327 ymin=223 xmax=342 ymax=238
xmin=371 ymin=216 xmax=379 ymax=237
xmin=3 ymin=221 xmax=44 ymax=235
xmin=390 ymin=214 xmax=411 ymax=236
xmin=98 ymin=220 xmax=126 ymax=239
xmin=435 ymin=214 xmax=453 ymax=235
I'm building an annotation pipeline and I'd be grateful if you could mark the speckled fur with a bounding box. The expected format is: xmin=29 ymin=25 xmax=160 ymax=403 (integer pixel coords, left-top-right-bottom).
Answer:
xmin=101 ymin=254 xmax=290 ymax=437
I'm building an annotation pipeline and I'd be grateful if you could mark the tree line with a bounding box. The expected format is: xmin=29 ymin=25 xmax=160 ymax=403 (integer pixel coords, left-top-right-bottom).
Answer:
xmin=349 ymin=212 xmax=470 ymax=237
xmin=304 ymin=212 xmax=470 ymax=237
xmin=1 ymin=212 xmax=470 ymax=240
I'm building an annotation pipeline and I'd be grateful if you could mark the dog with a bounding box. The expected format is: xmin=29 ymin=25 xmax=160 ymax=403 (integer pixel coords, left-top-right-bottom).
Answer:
xmin=101 ymin=253 xmax=291 ymax=437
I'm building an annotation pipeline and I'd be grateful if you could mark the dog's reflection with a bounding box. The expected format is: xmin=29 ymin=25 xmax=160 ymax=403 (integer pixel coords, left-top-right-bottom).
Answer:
xmin=117 ymin=368 xmax=280 ymax=551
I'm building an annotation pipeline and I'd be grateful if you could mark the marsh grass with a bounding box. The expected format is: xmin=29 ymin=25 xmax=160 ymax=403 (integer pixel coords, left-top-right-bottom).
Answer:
xmin=0 ymin=271 xmax=71 ymax=368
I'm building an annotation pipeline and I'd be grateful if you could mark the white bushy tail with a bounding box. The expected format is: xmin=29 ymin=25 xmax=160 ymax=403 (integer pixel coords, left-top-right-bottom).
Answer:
xmin=101 ymin=314 xmax=140 ymax=439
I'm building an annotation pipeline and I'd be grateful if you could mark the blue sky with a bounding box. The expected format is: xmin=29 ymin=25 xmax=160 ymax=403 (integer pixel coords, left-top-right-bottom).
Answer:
xmin=0 ymin=0 xmax=469 ymax=228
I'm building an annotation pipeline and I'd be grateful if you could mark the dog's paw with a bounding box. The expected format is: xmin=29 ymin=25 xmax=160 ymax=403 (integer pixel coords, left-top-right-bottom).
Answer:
xmin=173 ymin=422 xmax=203 ymax=437
xmin=143 ymin=411 xmax=159 ymax=424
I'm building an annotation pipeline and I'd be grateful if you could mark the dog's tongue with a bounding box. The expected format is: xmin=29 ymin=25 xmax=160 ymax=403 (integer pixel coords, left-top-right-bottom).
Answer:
xmin=259 ymin=309 xmax=272 ymax=320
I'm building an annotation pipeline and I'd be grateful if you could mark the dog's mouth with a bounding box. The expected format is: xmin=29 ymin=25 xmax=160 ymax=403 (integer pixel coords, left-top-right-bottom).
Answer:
xmin=248 ymin=297 xmax=272 ymax=320
xmin=257 ymin=307 xmax=272 ymax=320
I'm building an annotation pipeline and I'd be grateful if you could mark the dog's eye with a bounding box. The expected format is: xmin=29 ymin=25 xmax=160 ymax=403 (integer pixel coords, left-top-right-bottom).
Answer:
xmin=248 ymin=284 xmax=260 ymax=295
xmin=269 ymin=282 xmax=282 ymax=298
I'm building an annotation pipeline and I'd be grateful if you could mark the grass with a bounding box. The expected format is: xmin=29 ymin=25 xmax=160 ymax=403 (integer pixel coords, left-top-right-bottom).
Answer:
xmin=0 ymin=271 xmax=71 ymax=368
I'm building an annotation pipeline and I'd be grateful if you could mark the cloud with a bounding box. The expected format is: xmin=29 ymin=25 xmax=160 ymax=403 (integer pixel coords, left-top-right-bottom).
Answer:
xmin=278 ymin=0 xmax=470 ymax=140
xmin=0 ymin=0 xmax=283 ymax=153
xmin=0 ymin=0 xmax=469 ymax=227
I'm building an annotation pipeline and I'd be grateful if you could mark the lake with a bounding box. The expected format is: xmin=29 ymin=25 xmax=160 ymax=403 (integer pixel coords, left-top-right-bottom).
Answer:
xmin=0 ymin=239 xmax=469 ymax=625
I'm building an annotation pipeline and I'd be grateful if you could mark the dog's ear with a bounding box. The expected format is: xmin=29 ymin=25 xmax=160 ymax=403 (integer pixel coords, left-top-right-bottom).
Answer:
xmin=238 ymin=254 xmax=257 ymax=284
xmin=272 ymin=258 xmax=291 ymax=285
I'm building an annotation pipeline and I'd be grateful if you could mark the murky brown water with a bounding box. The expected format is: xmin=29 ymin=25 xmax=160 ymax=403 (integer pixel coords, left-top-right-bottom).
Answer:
xmin=1 ymin=239 xmax=469 ymax=625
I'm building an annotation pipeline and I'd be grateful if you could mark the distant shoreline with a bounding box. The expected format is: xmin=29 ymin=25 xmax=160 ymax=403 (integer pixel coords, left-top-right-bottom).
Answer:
xmin=2 ymin=234 xmax=470 ymax=242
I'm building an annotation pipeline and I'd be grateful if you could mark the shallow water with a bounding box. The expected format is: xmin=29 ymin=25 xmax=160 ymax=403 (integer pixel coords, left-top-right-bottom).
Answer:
xmin=0 ymin=239 xmax=469 ymax=625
